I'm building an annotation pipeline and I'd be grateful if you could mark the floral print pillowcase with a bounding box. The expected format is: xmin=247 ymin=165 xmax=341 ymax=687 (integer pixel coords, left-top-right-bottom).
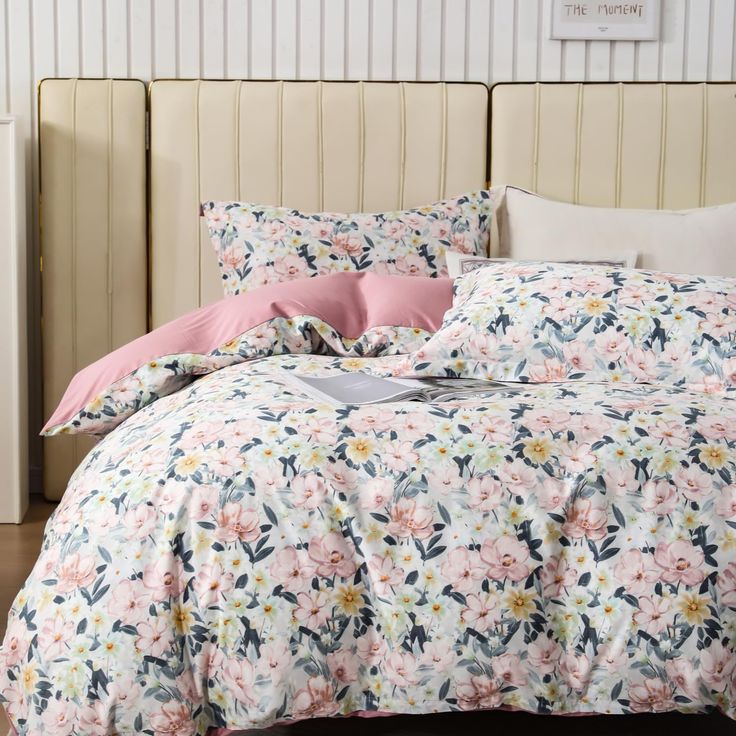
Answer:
xmin=414 ymin=261 xmax=736 ymax=392
xmin=202 ymin=191 xmax=493 ymax=296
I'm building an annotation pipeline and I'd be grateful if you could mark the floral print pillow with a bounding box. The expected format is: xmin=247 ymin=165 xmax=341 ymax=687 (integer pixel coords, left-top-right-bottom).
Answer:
xmin=202 ymin=191 xmax=493 ymax=295
xmin=414 ymin=261 xmax=736 ymax=392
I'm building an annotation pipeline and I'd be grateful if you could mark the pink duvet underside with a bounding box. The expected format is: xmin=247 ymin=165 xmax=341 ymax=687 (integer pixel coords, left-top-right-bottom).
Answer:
xmin=43 ymin=273 xmax=452 ymax=432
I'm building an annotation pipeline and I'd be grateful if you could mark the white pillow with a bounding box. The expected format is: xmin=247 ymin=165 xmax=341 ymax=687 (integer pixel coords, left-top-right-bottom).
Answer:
xmin=497 ymin=186 xmax=736 ymax=277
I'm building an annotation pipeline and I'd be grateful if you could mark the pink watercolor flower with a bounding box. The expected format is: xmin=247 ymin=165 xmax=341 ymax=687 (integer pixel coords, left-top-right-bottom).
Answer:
xmin=467 ymin=475 xmax=503 ymax=511
xmin=469 ymin=333 xmax=499 ymax=360
xmin=440 ymin=547 xmax=485 ymax=593
xmin=399 ymin=411 xmax=435 ymax=439
xmin=562 ymin=342 xmax=595 ymax=373
xmin=649 ymin=419 xmax=690 ymax=449
xmin=297 ymin=416 xmax=337 ymax=444
xmin=294 ymin=590 xmax=331 ymax=629
xmin=493 ymin=652 xmax=527 ymax=686
xmin=717 ymin=562 xmax=736 ymax=607
xmin=605 ymin=465 xmax=638 ymax=496
xmin=308 ymin=532 xmax=358 ymax=578
xmin=262 ymin=220 xmax=287 ymax=241
xmin=420 ymin=640 xmax=455 ymax=672
xmin=456 ymin=674 xmax=503 ymax=710
xmin=324 ymin=461 xmax=358 ymax=491
xmin=270 ymin=546 xmax=316 ymax=593
xmin=106 ymin=674 xmax=143 ymax=713
xmin=527 ymin=638 xmax=562 ymax=675
xmin=498 ymin=460 xmax=536 ymax=496
xmin=699 ymin=640 xmax=734 ymax=691
xmin=715 ymin=484 xmax=736 ymax=518
xmin=462 ymin=592 xmax=502 ymax=631
xmin=528 ymin=358 xmax=568 ymax=382
xmin=384 ymin=650 xmax=419 ymax=687
xmin=222 ymin=658 xmax=257 ymax=706
xmin=348 ymin=407 xmax=395 ymax=434
xmin=2 ymin=619 xmax=29 ymax=667
xmin=561 ymin=498 xmax=608 ymax=540
xmin=41 ymin=697 xmax=77 ymax=736
xmin=367 ymin=554 xmax=404 ymax=596
xmin=327 ymin=650 xmax=359 ymax=683
xmin=78 ymin=700 xmax=112 ymax=736
xmin=331 ymin=232 xmax=363 ymax=257
xmin=560 ymin=443 xmax=596 ymax=473
xmin=293 ymin=676 xmax=338 ymax=718
xmin=383 ymin=440 xmax=419 ymax=472
xmin=641 ymin=480 xmax=677 ymax=516
xmin=570 ymin=273 xmax=614 ymax=293
xmin=696 ymin=415 xmax=736 ymax=440
xmin=700 ymin=311 xmax=735 ymax=339
xmin=598 ymin=640 xmax=628 ymax=673
xmin=536 ymin=477 xmax=571 ymax=511
xmin=503 ymin=324 xmax=532 ymax=351
xmin=273 ymin=253 xmax=307 ymax=280
xmin=356 ymin=631 xmax=388 ymax=665
xmin=394 ymin=254 xmax=428 ymax=276
xmin=384 ymin=220 xmax=407 ymax=240
xmin=594 ymin=331 xmax=629 ymax=361
xmin=149 ymin=701 xmax=195 ymax=736
xmin=429 ymin=219 xmax=451 ymax=239
xmin=38 ymin=615 xmax=74 ymax=660
xmin=540 ymin=555 xmax=577 ymax=598
xmin=629 ymin=678 xmax=675 ymax=713
xmin=107 ymin=578 xmax=151 ymax=624
xmin=215 ymin=503 xmax=261 ymax=544
xmin=360 ymin=477 xmax=394 ymax=510
xmin=256 ymin=641 xmax=291 ymax=686
xmin=665 ymin=658 xmax=700 ymax=700
xmin=472 ymin=415 xmax=514 ymax=445
xmin=291 ymin=473 xmax=329 ymax=510
xmin=626 ymin=348 xmax=659 ymax=381
xmin=426 ymin=463 xmax=464 ymax=495
xmin=480 ymin=536 xmax=531 ymax=582
xmin=194 ymin=562 xmax=234 ymax=607
xmin=387 ymin=498 xmax=435 ymax=540
xmin=722 ymin=357 xmax=736 ymax=386
xmin=543 ymin=296 xmax=575 ymax=322
xmin=142 ymin=554 xmax=185 ymax=601
xmin=190 ymin=486 xmax=221 ymax=521
xmin=674 ymin=465 xmax=713 ymax=501
xmin=123 ymin=504 xmax=158 ymax=539
xmin=614 ymin=549 xmax=658 ymax=596
xmin=560 ymin=651 xmax=591 ymax=692
xmin=524 ymin=408 xmax=571 ymax=433
xmin=653 ymin=540 xmax=705 ymax=586
xmin=135 ymin=617 xmax=173 ymax=659
xmin=634 ymin=596 xmax=673 ymax=635
xmin=56 ymin=552 xmax=97 ymax=593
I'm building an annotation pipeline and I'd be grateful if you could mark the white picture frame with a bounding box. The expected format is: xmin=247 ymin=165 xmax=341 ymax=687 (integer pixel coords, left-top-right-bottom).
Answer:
xmin=550 ymin=1 xmax=660 ymax=40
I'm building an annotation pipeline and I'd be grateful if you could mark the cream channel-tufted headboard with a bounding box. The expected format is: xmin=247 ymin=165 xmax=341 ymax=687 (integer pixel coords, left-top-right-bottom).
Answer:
xmin=149 ymin=80 xmax=490 ymax=327
xmin=38 ymin=80 xmax=736 ymax=500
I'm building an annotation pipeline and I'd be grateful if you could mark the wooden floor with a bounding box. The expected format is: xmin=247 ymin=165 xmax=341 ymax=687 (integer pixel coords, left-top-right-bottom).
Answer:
xmin=1 ymin=498 xmax=734 ymax=735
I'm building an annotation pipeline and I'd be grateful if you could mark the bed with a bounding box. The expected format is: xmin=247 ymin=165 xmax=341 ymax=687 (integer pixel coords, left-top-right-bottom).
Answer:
xmin=3 ymin=81 xmax=736 ymax=735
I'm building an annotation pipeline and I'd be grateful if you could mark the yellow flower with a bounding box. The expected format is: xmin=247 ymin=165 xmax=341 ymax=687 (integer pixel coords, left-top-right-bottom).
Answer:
xmin=699 ymin=443 xmax=729 ymax=469
xmin=20 ymin=664 xmax=38 ymax=693
xmin=171 ymin=602 xmax=195 ymax=635
xmin=504 ymin=587 xmax=535 ymax=620
xmin=175 ymin=452 xmax=202 ymax=477
xmin=583 ymin=296 xmax=608 ymax=316
xmin=335 ymin=584 xmax=364 ymax=616
xmin=346 ymin=436 xmax=375 ymax=463
xmin=523 ymin=436 xmax=553 ymax=464
xmin=677 ymin=592 xmax=710 ymax=626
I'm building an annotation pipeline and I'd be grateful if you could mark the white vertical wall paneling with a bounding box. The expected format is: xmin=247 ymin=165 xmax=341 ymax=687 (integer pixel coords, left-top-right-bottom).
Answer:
xmin=442 ymin=0 xmax=466 ymax=81
xmin=538 ymin=0 xmax=562 ymax=81
xmin=370 ymin=0 xmax=394 ymax=80
xmin=611 ymin=42 xmax=636 ymax=81
xmin=298 ymin=0 xmax=321 ymax=78
xmin=179 ymin=0 xmax=202 ymax=78
xmin=515 ymin=0 xmax=539 ymax=81
xmin=154 ymin=0 xmax=178 ymax=78
xmin=81 ymin=0 xmax=105 ymax=77
xmin=587 ymin=41 xmax=611 ymax=81
xmin=105 ymin=0 xmax=129 ymax=77
xmin=322 ymin=0 xmax=346 ymax=79
xmin=56 ymin=0 xmax=80 ymax=77
xmin=491 ymin=0 xmax=516 ymax=81
xmin=250 ymin=0 xmax=273 ymax=77
xmin=393 ymin=0 xmax=418 ymax=80
xmin=465 ymin=0 xmax=490 ymax=81
xmin=225 ymin=0 xmax=249 ymax=78
xmin=686 ymin=0 xmax=712 ymax=79
xmin=33 ymin=0 xmax=56 ymax=81
xmin=661 ymin=0 xmax=687 ymax=79
xmin=710 ymin=0 xmax=736 ymax=79
xmin=274 ymin=0 xmax=297 ymax=78
xmin=418 ymin=0 xmax=442 ymax=80
xmin=129 ymin=0 xmax=153 ymax=80
xmin=346 ymin=0 xmax=369 ymax=79
xmin=203 ymin=0 xmax=226 ymax=78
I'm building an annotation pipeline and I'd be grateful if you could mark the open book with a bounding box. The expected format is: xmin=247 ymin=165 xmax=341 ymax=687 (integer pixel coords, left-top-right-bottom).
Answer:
xmin=288 ymin=371 xmax=521 ymax=406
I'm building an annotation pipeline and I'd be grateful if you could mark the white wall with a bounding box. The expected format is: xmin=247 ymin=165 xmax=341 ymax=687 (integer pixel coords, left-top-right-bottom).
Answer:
xmin=1 ymin=0 xmax=735 ymax=492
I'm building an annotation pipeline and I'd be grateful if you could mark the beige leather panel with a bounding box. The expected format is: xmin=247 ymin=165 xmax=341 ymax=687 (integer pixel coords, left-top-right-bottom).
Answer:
xmin=490 ymin=82 xmax=736 ymax=217
xmin=150 ymin=80 xmax=489 ymax=327
xmin=40 ymin=79 xmax=147 ymax=500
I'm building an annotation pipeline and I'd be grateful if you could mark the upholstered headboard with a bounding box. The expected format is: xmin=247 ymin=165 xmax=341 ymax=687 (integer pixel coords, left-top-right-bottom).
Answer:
xmin=149 ymin=80 xmax=489 ymax=327
xmin=490 ymin=82 xmax=736 ymax=208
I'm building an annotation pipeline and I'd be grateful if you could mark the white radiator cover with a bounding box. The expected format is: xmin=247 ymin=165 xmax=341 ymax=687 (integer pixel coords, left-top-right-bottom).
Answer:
xmin=0 ymin=116 xmax=28 ymax=523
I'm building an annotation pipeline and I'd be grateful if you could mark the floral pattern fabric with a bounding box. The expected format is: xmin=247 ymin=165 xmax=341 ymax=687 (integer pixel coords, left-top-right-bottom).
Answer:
xmin=2 ymin=349 xmax=736 ymax=734
xmin=412 ymin=261 xmax=736 ymax=392
xmin=202 ymin=191 xmax=493 ymax=296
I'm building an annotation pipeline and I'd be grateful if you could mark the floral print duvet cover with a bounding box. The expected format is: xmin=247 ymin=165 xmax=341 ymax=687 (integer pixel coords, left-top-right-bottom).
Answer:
xmin=2 ymin=350 xmax=736 ymax=734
